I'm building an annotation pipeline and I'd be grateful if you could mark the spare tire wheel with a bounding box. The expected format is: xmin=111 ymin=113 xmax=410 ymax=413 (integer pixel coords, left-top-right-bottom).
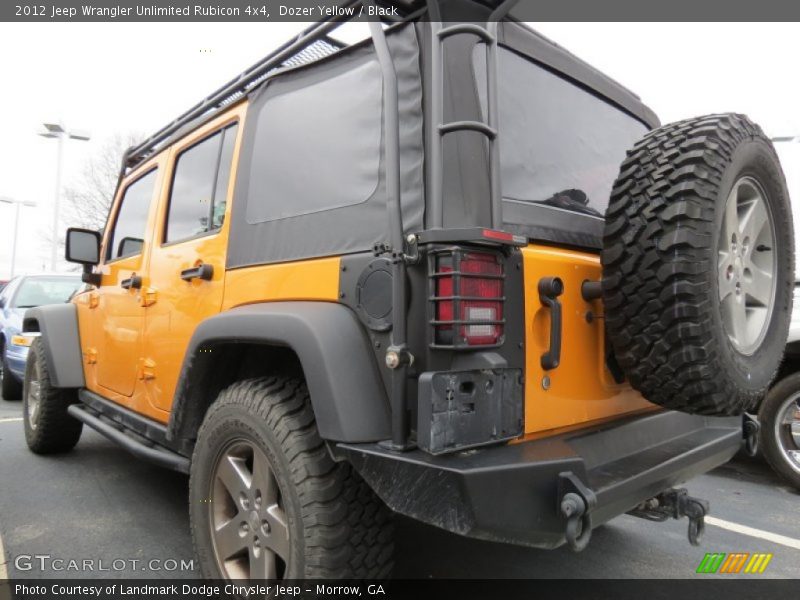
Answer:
xmin=602 ymin=113 xmax=793 ymax=416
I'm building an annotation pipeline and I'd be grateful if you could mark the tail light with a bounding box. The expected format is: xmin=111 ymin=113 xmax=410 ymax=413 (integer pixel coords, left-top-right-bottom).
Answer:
xmin=430 ymin=248 xmax=505 ymax=348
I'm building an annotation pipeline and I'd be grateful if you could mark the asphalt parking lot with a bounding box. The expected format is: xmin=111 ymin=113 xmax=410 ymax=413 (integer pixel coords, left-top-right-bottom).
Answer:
xmin=1 ymin=395 xmax=798 ymax=580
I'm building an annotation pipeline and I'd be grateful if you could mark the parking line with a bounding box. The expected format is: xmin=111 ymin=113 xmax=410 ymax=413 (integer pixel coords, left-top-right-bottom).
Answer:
xmin=0 ymin=418 xmax=22 ymax=424
xmin=0 ymin=526 xmax=7 ymax=580
xmin=706 ymin=516 xmax=800 ymax=550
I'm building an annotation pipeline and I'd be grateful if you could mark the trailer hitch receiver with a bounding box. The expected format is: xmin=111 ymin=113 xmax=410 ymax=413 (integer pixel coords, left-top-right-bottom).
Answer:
xmin=628 ymin=487 xmax=709 ymax=546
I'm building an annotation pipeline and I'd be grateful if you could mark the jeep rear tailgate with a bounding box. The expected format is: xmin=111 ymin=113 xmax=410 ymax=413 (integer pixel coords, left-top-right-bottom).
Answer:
xmin=522 ymin=244 xmax=653 ymax=434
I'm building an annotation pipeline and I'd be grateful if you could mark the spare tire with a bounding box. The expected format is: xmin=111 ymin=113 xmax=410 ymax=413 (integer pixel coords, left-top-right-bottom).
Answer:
xmin=602 ymin=113 xmax=793 ymax=416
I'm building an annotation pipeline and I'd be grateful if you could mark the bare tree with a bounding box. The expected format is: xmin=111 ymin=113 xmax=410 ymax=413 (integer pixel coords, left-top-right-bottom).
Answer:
xmin=62 ymin=132 xmax=141 ymax=232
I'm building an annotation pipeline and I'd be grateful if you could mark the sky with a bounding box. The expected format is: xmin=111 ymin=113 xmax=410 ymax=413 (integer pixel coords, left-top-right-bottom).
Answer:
xmin=0 ymin=21 xmax=799 ymax=279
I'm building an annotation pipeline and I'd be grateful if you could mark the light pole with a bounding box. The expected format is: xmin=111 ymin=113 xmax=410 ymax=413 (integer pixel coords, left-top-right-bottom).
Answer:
xmin=0 ymin=197 xmax=37 ymax=278
xmin=38 ymin=122 xmax=90 ymax=271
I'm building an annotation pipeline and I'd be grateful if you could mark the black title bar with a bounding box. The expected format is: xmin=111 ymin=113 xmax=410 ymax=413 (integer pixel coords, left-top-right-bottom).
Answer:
xmin=4 ymin=0 xmax=800 ymax=22
xmin=3 ymin=579 xmax=800 ymax=600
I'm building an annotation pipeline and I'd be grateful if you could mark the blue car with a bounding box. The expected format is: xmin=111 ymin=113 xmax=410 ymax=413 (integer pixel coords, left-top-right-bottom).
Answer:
xmin=0 ymin=274 xmax=81 ymax=399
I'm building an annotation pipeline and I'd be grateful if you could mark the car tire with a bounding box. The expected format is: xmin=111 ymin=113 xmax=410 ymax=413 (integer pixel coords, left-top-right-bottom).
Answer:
xmin=758 ymin=373 xmax=800 ymax=490
xmin=23 ymin=338 xmax=83 ymax=453
xmin=1 ymin=350 xmax=22 ymax=400
xmin=189 ymin=376 xmax=394 ymax=579
xmin=602 ymin=113 xmax=793 ymax=416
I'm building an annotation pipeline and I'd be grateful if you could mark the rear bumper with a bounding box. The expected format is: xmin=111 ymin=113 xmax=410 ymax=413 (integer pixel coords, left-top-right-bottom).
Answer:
xmin=339 ymin=410 xmax=742 ymax=549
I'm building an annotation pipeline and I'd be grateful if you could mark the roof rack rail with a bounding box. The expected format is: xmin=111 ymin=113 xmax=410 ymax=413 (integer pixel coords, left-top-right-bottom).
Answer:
xmin=120 ymin=0 xmax=423 ymax=175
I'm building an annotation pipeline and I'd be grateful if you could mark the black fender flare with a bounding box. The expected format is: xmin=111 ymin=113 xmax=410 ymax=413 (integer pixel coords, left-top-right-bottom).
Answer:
xmin=168 ymin=302 xmax=391 ymax=444
xmin=22 ymin=304 xmax=85 ymax=388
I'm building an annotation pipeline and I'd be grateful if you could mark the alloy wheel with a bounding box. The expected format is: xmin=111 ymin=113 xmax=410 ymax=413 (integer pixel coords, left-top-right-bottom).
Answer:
xmin=26 ymin=362 xmax=41 ymax=430
xmin=718 ymin=176 xmax=777 ymax=354
xmin=775 ymin=392 xmax=800 ymax=475
xmin=209 ymin=439 xmax=290 ymax=579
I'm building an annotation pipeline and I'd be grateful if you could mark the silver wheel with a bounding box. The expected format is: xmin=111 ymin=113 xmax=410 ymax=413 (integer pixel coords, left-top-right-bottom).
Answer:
xmin=26 ymin=362 xmax=41 ymax=430
xmin=718 ymin=176 xmax=777 ymax=354
xmin=209 ymin=439 xmax=289 ymax=580
xmin=775 ymin=392 xmax=800 ymax=475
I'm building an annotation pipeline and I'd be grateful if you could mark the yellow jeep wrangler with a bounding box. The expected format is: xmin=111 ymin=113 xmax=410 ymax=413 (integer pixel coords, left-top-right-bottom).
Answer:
xmin=21 ymin=0 xmax=793 ymax=580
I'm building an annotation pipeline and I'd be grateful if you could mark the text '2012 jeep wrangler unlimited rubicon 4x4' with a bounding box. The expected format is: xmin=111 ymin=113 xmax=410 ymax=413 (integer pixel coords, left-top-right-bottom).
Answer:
xmin=21 ymin=0 xmax=793 ymax=579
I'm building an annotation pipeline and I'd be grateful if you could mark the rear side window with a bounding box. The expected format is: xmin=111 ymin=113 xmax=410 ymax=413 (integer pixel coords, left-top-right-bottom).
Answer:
xmin=165 ymin=124 xmax=238 ymax=243
xmin=244 ymin=60 xmax=382 ymax=224
xmin=107 ymin=169 xmax=158 ymax=260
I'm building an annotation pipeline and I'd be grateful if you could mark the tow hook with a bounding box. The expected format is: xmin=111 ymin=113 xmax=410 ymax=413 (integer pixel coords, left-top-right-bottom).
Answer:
xmin=558 ymin=472 xmax=597 ymax=552
xmin=743 ymin=413 xmax=759 ymax=457
xmin=628 ymin=488 xmax=710 ymax=546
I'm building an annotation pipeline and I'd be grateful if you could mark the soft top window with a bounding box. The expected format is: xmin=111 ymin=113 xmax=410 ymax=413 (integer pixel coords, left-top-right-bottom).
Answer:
xmin=227 ymin=22 xmax=424 ymax=268
xmin=475 ymin=46 xmax=648 ymax=218
xmin=244 ymin=59 xmax=382 ymax=224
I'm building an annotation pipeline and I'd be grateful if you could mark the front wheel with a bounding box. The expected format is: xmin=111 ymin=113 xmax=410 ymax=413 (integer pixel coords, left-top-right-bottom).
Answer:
xmin=759 ymin=373 xmax=800 ymax=490
xmin=23 ymin=338 xmax=83 ymax=453
xmin=189 ymin=377 xmax=394 ymax=579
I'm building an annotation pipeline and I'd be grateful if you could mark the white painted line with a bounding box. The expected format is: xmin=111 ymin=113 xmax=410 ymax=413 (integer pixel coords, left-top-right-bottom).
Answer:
xmin=0 ymin=524 xmax=8 ymax=580
xmin=706 ymin=515 xmax=800 ymax=551
xmin=0 ymin=417 xmax=22 ymax=424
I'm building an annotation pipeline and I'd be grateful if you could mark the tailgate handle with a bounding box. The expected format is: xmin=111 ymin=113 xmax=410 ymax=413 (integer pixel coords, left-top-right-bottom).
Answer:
xmin=180 ymin=263 xmax=214 ymax=282
xmin=538 ymin=277 xmax=564 ymax=370
xmin=120 ymin=275 xmax=142 ymax=290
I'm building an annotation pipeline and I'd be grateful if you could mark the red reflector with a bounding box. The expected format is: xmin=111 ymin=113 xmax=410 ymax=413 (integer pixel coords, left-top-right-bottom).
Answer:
xmin=481 ymin=229 xmax=514 ymax=242
xmin=433 ymin=251 xmax=504 ymax=347
xmin=436 ymin=265 xmax=454 ymax=327
xmin=461 ymin=252 xmax=502 ymax=276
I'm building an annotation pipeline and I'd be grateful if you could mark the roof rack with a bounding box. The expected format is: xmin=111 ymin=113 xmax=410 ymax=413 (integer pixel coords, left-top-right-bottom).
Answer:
xmin=120 ymin=0 xmax=423 ymax=174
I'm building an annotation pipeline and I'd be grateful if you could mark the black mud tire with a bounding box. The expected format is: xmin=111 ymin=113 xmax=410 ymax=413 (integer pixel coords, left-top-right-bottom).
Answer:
xmin=758 ymin=374 xmax=800 ymax=490
xmin=602 ymin=114 xmax=793 ymax=416
xmin=189 ymin=376 xmax=394 ymax=579
xmin=23 ymin=338 xmax=83 ymax=453
xmin=1 ymin=350 xmax=22 ymax=400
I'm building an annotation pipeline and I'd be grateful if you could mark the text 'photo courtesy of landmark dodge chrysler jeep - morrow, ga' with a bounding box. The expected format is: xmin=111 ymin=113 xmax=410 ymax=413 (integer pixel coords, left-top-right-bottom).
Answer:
xmin=19 ymin=0 xmax=793 ymax=580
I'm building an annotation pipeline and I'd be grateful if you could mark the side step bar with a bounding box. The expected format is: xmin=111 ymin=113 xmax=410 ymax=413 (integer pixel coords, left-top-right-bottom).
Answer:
xmin=67 ymin=404 xmax=190 ymax=474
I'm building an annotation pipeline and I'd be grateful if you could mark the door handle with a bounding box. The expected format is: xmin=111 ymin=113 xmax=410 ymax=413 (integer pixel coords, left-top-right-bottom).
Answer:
xmin=538 ymin=276 xmax=564 ymax=371
xmin=120 ymin=275 xmax=142 ymax=290
xmin=180 ymin=263 xmax=214 ymax=282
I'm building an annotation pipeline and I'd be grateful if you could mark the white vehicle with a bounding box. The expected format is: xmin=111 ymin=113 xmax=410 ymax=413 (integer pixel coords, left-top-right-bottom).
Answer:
xmin=759 ymin=136 xmax=800 ymax=489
